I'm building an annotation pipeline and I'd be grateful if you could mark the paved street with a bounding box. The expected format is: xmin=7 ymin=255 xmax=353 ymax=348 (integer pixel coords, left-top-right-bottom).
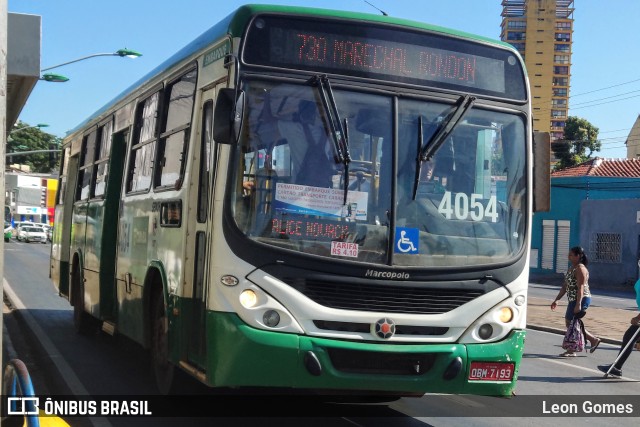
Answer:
xmin=3 ymin=240 xmax=639 ymax=426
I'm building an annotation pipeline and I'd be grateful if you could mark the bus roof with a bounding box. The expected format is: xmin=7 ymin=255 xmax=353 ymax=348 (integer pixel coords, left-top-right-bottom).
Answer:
xmin=66 ymin=4 xmax=518 ymax=139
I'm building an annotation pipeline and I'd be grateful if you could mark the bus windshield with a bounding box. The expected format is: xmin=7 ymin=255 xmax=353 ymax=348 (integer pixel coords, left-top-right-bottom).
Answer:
xmin=231 ymin=79 xmax=526 ymax=268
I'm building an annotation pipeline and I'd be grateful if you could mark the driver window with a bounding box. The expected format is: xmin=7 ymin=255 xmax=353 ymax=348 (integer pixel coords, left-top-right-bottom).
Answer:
xmin=234 ymin=80 xmax=392 ymax=259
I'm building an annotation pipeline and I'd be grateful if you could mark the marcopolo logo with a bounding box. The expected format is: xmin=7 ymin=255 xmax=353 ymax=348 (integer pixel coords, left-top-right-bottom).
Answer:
xmin=364 ymin=269 xmax=410 ymax=279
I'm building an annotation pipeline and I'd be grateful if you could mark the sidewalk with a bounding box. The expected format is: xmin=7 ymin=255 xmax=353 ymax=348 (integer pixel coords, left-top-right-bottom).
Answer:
xmin=526 ymin=273 xmax=638 ymax=345
xmin=527 ymin=296 xmax=636 ymax=346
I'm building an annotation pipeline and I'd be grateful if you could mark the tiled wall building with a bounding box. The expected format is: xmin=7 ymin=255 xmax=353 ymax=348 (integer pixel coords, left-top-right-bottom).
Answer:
xmin=531 ymin=158 xmax=640 ymax=287
xmin=500 ymin=0 xmax=574 ymax=151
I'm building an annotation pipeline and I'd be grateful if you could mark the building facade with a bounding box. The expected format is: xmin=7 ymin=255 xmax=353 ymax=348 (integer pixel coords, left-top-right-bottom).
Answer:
xmin=500 ymin=0 xmax=574 ymax=144
xmin=626 ymin=115 xmax=640 ymax=159
xmin=531 ymin=158 xmax=640 ymax=288
xmin=5 ymin=172 xmax=58 ymax=225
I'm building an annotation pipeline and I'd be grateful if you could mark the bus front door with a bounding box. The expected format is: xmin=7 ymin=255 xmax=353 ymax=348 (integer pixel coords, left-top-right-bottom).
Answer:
xmin=186 ymin=87 xmax=218 ymax=368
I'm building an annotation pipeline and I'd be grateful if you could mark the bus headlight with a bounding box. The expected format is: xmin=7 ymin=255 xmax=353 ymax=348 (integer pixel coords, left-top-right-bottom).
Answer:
xmin=239 ymin=289 xmax=258 ymax=308
xmin=499 ymin=307 xmax=513 ymax=323
xmin=263 ymin=310 xmax=281 ymax=327
xmin=514 ymin=295 xmax=525 ymax=306
xmin=478 ymin=324 xmax=493 ymax=339
xmin=459 ymin=297 xmax=523 ymax=344
xmin=227 ymin=282 xmax=303 ymax=334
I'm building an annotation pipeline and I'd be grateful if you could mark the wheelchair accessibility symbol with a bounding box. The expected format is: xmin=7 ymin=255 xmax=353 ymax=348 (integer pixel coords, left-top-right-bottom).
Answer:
xmin=395 ymin=227 xmax=419 ymax=254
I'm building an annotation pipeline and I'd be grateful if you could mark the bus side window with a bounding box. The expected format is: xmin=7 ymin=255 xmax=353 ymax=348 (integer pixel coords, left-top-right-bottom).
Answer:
xmin=197 ymin=101 xmax=214 ymax=223
xmin=77 ymin=130 xmax=97 ymax=201
xmin=127 ymin=91 xmax=160 ymax=193
xmin=93 ymin=119 xmax=114 ymax=198
xmin=160 ymin=201 xmax=182 ymax=227
xmin=155 ymin=68 xmax=197 ymax=189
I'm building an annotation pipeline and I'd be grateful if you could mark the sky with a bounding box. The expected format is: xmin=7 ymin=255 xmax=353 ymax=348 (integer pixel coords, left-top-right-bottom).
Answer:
xmin=9 ymin=0 xmax=640 ymax=159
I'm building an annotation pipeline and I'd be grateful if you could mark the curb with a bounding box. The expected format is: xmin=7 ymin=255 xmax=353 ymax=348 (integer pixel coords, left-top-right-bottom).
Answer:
xmin=527 ymin=323 xmax=622 ymax=346
xmin=3 ymin=293 xmax=19 ymax=361
xmin=3 ymin=317 xmax=19 ymax=361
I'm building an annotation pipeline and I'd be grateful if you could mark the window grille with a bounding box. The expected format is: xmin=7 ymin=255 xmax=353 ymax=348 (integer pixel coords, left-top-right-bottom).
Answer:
xmin=590 ymin=233 xmax=621 ymax=263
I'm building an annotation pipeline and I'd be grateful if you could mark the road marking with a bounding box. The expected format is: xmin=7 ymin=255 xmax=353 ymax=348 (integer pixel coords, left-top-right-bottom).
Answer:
xmin=4 ymin=279 xmax=113 ymax=427
xmin=341 ymin=417 xmax=364 ymax=426
xmin=539 ymin=355 xmax=639 ymax=382
xmin=524 ymin=329 xmax=639 ymax=382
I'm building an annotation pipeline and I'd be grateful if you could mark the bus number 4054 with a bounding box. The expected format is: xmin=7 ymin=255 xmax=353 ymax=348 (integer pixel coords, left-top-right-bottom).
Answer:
xmin=438 ymin=192 xmax=499 ymax=223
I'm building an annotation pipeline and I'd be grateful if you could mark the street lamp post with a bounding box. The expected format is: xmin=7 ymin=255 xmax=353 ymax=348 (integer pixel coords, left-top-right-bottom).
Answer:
xmin=40 ymin=73 xmax=69 ymax=83
xmin=8 ymin=123 xmax=49 ymax=135
xmin=41 ymin=48 xmax=142 ymax=72
xmin=7 ymin=123 xmax=49 ymax=142
xmin=6 ymin=149 xmax=60 ymax=157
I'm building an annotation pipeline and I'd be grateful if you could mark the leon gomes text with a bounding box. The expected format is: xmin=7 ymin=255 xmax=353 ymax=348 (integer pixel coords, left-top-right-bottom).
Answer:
xmin=542 ymin=400 xmax=634 ymax=415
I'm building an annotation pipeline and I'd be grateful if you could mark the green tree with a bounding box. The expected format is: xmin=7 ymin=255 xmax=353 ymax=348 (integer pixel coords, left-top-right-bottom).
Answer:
xmin=7 ymin=121 xmax=61 ymax=173
xmin=551 ymin=116 xmax=600 ymax=170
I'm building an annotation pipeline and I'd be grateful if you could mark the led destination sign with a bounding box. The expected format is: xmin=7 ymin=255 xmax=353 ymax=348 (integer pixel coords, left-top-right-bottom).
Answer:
xmin=243 ymin=16 xmax=526 ymax=99
xmin=270 ymin=216 xmax=355 ymax=241
xmin=289 ymin=32 xmax=499 ymax=90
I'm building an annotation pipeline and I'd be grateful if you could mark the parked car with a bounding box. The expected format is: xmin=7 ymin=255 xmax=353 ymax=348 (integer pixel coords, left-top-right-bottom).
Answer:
xmin=15 ymin=224 xmax=28 ymax=241
xmin=4 ymin=222 xmax=12 ymax=242
xmin=32 ymin=223 xmax=52 ymax=242
xmin=13 ymin=221 xmax=34 ymax=240
xmin=20 ymin=226 xmax=47 ymax=243
xmin=16 ymin=223 xmax=41 ymax=242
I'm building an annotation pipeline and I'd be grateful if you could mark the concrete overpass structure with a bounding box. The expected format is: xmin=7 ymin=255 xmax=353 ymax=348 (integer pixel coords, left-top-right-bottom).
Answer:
xmin=6 ymin=12 xmax=41 ymax=130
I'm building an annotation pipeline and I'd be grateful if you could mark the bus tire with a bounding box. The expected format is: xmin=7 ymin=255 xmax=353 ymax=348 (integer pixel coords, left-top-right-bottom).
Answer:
xmin=150 ymin=291 xmax=178 ymax=394
xmin=71 ymin=263 xmax=96 ymax=335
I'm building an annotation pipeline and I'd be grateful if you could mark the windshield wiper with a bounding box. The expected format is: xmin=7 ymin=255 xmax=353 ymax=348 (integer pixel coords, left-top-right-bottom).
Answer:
xmin=412 ymin=116 xmax=425 ymax=200
xmin=310 ymin=75 xmax=352 ymax=204
xmin=412 ymin=94 xmax=476 ymax=200
xmin=420 ymin=95 xmax=476 ymax=161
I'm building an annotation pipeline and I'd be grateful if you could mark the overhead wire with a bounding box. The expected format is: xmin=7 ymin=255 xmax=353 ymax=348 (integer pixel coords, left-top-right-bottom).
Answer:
xmin=531 ymin=77 xmax=640 ymax=107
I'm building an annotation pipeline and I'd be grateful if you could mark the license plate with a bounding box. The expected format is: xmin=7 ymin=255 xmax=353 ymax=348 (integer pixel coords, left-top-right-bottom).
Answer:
xmin=468 ymin=362 xmax=514 ymax=381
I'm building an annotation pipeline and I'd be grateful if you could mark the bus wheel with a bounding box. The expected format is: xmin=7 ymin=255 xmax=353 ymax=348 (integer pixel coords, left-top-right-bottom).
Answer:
xmin=71 ymin=264 xmax=96 ymax=335
xmin=151 ymin=292 xmax=177 ymax=394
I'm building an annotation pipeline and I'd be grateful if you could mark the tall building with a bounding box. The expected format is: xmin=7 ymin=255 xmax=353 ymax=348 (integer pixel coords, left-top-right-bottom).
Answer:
xmin=500 ymin=0 xmax=574 ymax=143
xmin=626 ymin=115 xmax=640 ymax=159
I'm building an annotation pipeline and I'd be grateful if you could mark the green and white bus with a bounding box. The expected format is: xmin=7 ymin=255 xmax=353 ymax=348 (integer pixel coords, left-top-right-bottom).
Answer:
xmin=51 ymin=4 xmax=549 ymax=397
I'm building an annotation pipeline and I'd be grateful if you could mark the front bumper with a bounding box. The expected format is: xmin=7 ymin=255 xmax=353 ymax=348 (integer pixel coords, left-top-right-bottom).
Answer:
xmin=203 ymin=312 xmax=525 ymax=396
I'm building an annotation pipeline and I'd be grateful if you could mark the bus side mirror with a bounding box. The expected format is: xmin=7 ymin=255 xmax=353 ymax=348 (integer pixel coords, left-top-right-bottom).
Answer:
xmin=533 ymin=131 xmax=550 ymax=212
xmin=213 ymin=88 xmax=245 ymax=145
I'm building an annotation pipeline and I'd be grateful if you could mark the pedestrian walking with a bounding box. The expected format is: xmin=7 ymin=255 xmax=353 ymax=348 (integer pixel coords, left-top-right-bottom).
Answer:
xmin=597 ymin=269 xmax=640 ymax=377
xmin=550 ymin=246 xmax=601 ymax=356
